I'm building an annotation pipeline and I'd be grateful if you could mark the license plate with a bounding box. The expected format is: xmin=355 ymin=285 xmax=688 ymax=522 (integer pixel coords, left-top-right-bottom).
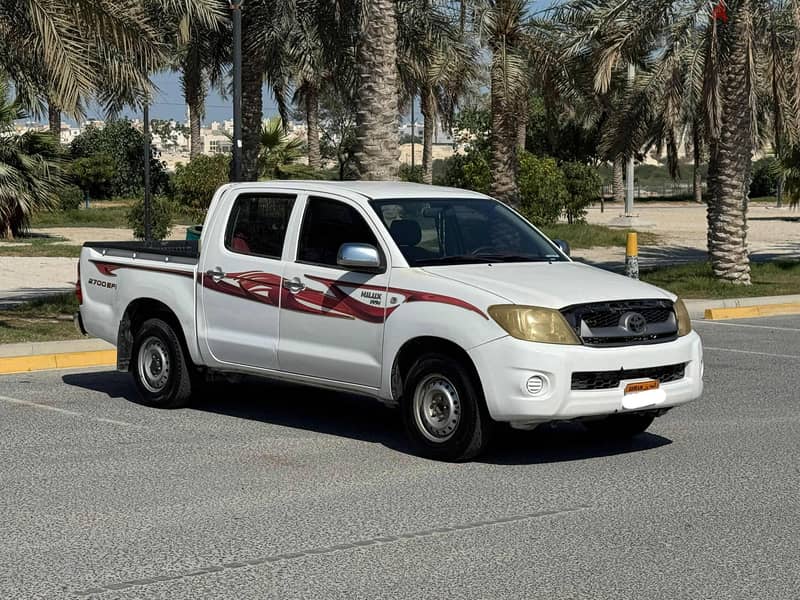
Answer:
xmin=624 ymin=380 xmax=660 ymax=395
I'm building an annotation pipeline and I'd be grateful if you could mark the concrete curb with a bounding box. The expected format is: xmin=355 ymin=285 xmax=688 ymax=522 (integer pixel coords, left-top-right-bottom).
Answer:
xmin=684 ymin=294 xmax=800 ymax=320
xmin=0 ymin=338 xmax=116 ymax=375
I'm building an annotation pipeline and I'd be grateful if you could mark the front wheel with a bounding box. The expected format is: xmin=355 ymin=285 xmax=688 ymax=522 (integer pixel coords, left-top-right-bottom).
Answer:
xmin=402 ymin=354 xmax=491 ymax=461
xmin=131 ymin=318 xmax=194 ymax=408
xmin=583 ymin=412 xmax=657 ymax=438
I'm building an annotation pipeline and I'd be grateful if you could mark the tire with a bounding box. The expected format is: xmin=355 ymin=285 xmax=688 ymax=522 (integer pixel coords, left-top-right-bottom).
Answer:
xmin=402 ymin=353 xmax=491 ymax=461
xmin=584 ymin=412 xmax=656 ymax=438
xmin=131 ymin=317 xmax=194 ymax=408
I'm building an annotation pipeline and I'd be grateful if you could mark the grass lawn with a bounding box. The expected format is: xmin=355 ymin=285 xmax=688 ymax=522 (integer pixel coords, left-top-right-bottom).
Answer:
xmin=31 ymin=205 xmax=196 ymax=228
xmin=0 ymin=236 xmax=81 ymax=258
xmin=542 ymin=223 xmax=658 ymax=249
xmin=641 ymin=261 xmax=800 ymax=299
xmin=0 ymin=294 xmax=83 ymax=344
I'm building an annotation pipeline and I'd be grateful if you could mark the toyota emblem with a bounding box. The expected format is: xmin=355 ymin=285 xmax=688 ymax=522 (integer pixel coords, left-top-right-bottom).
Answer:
xmin=621 ymin=312 xmax=647 ymax=334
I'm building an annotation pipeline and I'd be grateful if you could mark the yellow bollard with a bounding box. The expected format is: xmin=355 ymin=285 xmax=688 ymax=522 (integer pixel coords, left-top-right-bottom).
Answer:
xmin=625 ymin=232 xmax=639 ymax=279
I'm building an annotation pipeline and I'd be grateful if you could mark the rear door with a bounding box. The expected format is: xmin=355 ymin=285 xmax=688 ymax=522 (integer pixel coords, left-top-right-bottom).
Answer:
xmin=278 ymin=194 xmax=391 ymax=388
xmin=198 ymin=189 xmax=298 ymax=370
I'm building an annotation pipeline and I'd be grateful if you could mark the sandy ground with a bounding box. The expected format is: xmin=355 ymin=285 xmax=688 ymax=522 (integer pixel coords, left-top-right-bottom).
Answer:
xmin=1 ymin=203 xmax=799 ymax=303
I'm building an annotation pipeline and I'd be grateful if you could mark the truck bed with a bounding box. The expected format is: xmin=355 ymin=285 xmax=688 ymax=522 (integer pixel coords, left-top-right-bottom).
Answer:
xmin=83 ymin=240 xmax=200 ymax=263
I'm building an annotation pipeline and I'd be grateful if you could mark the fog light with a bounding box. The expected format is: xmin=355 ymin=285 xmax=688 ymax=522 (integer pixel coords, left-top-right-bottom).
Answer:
xmin=525 ymin=375 xmax=545 ymax=395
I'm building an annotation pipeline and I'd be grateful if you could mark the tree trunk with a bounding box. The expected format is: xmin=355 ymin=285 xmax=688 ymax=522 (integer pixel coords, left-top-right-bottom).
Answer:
xmin=613 ymin=157 xmax=625 ymax=203
xmin=706 ymin=3 xmax=752 ymax=285
xmin=183 ymin=47 xmax=206 ymax=160
xmin=489 ymin=51 xmax=519 ymax=205
xmin=516 ymin=96 xmax=528 ymax=151
xmin=420 ymin=89 xmax=434 ymax=184
xmin=693 ymin=124 xmax=703 ymax=203
xmin=241 ymin=4 xmax=266 ymax=181
xmin=305 ymin=85 xmax=321 ymax=170
xmin=189 ymin=104 xmax=203 ymax=159
xmin=355 ymin=0 xmax=400 ymax=180
xmin=48 ymin=101 xmax=61 ymax=142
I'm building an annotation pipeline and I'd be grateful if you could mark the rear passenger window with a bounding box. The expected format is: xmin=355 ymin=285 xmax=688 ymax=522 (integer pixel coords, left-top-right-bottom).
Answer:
xmin=297 ymin=196 xmax=379 ymax=267
xmin=225 ymin=194 xmax=296 ymax=259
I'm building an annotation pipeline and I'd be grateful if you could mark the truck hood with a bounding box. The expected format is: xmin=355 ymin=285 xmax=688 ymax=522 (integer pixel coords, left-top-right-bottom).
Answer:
xmin=422 ymin=261 xmax=674 ymax=308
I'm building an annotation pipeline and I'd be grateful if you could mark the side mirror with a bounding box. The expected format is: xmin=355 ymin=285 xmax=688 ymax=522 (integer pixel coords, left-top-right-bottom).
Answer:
xmin=553 ymin=239 xmax=571 ymax=257
xmin=337 ymin=243 xmax=383 ymax=272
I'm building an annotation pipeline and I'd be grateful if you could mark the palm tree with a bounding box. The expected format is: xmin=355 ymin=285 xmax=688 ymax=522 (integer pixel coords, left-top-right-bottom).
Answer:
xmin=2 ymin=1 xmax=221 ymax=141
xmin=0 ymin=81 xmax=64 ymax=239
xmin=557 ymin=0 xmax=800 ymax=285
xmin=288 ymin=0 xmax=358 ymax=172
xmin=257 ymin=116 xmax=307 ymax=178
xmin=176 ymin=9 xmax=229 ymax=159
xmin=354 ymin=0 xmax=401 ymax=180
xmin=397 ymin=0 xmax=479 ymax=184
xmin=476 ymin=0 xmax=529 ymax=206
xmin=239 ymin=0 xmax=294 ymax=181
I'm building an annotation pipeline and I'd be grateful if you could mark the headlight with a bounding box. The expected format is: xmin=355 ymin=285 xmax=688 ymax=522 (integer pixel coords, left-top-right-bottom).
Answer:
xmin=488 ymin=305 xmax=581 ymax=345
xmin=674 ymin=298 xmax=692 ymax=336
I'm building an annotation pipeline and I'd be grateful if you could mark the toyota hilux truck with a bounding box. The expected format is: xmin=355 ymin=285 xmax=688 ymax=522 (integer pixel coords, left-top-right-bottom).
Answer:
xmin=76 ymin=181 xmax=703 ymax=461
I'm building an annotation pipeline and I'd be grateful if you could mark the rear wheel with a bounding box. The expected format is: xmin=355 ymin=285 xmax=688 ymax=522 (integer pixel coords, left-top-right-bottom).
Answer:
xmin=584 ymin=412 xmax=656 ymax=438
xmin=402 ymin=354 xmax=491 ymax=461
xmin=131 ymin=318 xmax=194 ymax=408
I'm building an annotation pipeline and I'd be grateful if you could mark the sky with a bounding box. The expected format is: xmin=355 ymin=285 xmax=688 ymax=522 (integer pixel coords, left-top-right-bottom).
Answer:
xmin=79 ymin=0 xmax=557 ymax=126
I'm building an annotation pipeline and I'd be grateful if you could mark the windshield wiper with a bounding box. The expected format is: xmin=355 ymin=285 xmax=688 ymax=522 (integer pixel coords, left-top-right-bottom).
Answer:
xmin=472 ymin=253 xmax=556 ymax=263
xmin=412 ymin=255 xmax=495 ymax=266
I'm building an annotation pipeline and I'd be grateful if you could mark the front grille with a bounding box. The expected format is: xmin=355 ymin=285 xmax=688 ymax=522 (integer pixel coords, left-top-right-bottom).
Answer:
xmin=571 ymin=363 xmax=687 ymax=391
xmin=582 ymin=307 xmax=672 ymax=329
xmin=561 ymin=299 xmax=678 ymax=347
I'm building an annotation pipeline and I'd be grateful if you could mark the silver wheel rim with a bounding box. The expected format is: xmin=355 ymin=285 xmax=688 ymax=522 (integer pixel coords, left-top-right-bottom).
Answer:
xmin=413 ymin=374 xmax=461 ymax=443
xmin=137 ymin=336 xmax=171 ymax=394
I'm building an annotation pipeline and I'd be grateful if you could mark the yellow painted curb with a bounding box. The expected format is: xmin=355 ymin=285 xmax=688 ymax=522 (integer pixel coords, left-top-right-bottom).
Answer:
xmin=0 ymin=350 xmax=117 ymax=375
xmin=704 ymin=303 xmax=800 ymax=321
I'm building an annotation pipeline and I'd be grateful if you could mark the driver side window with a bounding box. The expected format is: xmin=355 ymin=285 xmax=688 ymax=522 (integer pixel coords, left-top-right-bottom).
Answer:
xmin=297 ymin=196 xmax=379 ymax=267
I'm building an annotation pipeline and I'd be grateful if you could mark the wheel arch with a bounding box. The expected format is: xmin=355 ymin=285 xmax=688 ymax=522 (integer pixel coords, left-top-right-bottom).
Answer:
xmin=390 ymin=336 xmax=484 ymax=405
xmin=117 ymin=298 xmax=196 ymax=372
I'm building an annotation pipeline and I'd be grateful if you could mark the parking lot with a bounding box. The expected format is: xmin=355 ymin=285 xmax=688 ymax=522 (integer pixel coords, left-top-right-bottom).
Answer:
xmin=1 ymin=316 xmax=798 ymax=599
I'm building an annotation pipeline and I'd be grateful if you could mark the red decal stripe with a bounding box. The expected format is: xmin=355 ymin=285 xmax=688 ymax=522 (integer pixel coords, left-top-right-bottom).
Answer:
xmin=90 ymin=260 xmax=194 ymax=279
xmin=201 ymin=271 xmax=488 ymax=322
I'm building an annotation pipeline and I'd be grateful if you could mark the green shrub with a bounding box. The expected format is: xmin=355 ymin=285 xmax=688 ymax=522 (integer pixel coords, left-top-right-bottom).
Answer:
xmin=518 ymin=152 xmax=567 ymax=226
xmin=399 ymin=164 xmax=424 ymax=183
xmin=67 ymin=154 xmax=115 ymax=200
xmin=441 ymin=151 xmax=491 ymax=194
xmin=69 ymin=120 xmax=169 ymax=197
xmin=174 ymin=154 xmax=230 ymax=221
xmin=57 ymin=185 xmax=84 ymax=211
xmin=127 ymin=196 xmax=174 ymax=240
xmin=561 ymin=161 xmax=602 ymax=224
xmin=750 ymin=158 xmax=779 ymax=198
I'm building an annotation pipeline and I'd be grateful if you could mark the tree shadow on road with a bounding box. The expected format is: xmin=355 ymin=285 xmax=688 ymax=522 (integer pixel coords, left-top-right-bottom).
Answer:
xmin=62 ymin=370 xmax=672 ymax=465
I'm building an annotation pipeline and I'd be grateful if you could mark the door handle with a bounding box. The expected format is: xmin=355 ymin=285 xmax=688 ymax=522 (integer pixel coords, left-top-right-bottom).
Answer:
xmin=282 ymin=277 xmax=306 ymax=293
xmin=206 ymin=267 xmax=225 ymax=283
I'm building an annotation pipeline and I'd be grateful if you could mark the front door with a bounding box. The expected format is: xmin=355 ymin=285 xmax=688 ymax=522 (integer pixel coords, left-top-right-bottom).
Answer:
xmin=199 ymin=190 xmax=297 ymax=370
xmin=278 ymin=195 xmax=391 ymax=388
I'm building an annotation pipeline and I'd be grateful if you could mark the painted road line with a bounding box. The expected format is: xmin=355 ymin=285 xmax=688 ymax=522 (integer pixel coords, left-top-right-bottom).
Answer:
xmin=0 ymin=349 xmax=116 ymax=375
xmin=0 ymin=394 xmax=140 ymax=428
xmin=704 ymin=346 xmax=800 ymax=360
xmin=704 ymin=303 xmax=800 ymax=320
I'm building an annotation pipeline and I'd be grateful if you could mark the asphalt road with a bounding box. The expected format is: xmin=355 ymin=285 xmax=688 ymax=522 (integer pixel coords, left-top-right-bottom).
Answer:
xmin=1 ymin=317 xmax=798 ymax=599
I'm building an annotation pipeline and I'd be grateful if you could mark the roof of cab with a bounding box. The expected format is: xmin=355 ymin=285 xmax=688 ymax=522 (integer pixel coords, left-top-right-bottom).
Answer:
xmin=226 ymin=180 xmax=490 ymax=201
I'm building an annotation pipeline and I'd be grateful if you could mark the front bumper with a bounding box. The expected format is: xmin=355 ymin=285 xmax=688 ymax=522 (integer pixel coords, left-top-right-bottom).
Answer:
xmin=469 ymin=331 xmax=703 ymax=424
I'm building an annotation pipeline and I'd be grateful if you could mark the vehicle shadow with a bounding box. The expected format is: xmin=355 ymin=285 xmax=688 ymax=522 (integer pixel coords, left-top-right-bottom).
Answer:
xmin=62 ymin=371 xmax=672 ymax=465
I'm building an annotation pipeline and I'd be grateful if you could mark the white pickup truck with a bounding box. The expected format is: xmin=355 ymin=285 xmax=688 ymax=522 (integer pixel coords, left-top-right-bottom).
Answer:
xmin=76 ymin=181 xmax=703 ymax=460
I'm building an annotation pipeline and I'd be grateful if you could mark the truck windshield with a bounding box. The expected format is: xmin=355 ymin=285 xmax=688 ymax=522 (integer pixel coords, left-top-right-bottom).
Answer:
xmin=370 ymin=198 xmax=566 ymax=267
